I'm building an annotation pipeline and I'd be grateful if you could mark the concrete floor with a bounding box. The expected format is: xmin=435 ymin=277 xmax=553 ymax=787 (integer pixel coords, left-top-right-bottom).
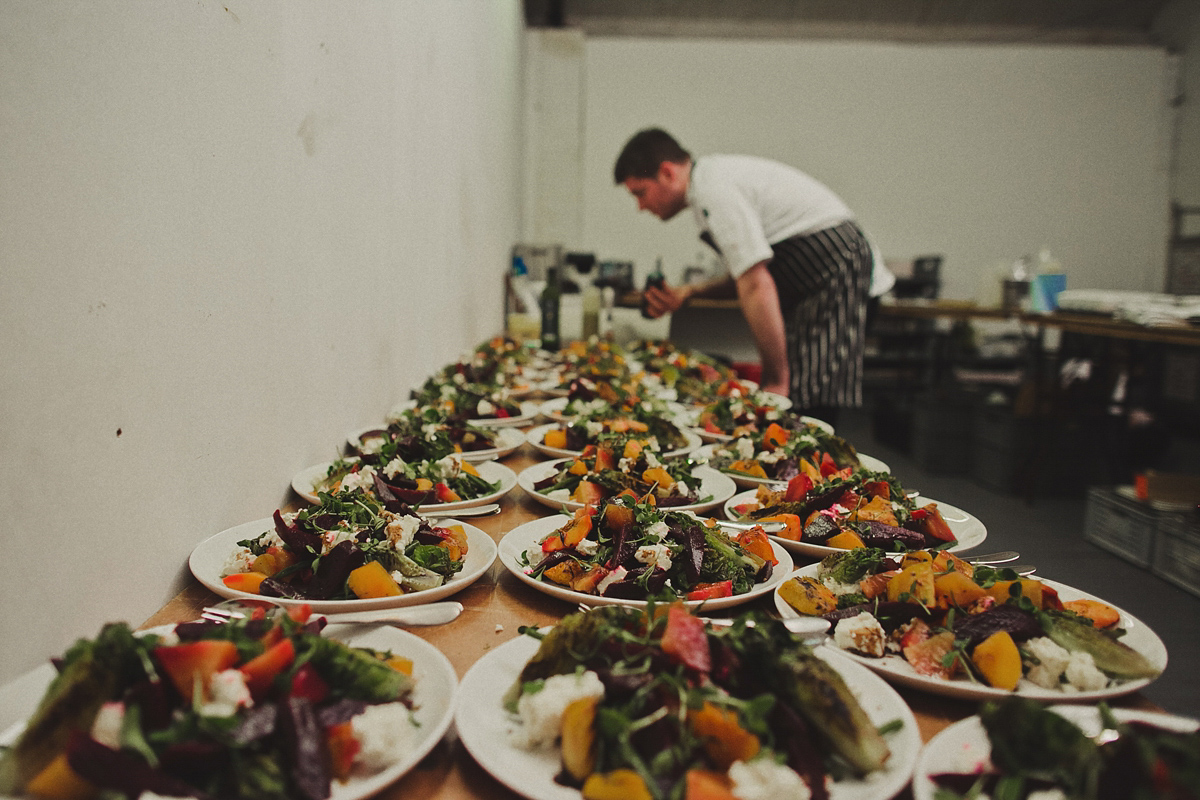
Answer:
xmin=837 ymin=407 xmax=1200 ymax=718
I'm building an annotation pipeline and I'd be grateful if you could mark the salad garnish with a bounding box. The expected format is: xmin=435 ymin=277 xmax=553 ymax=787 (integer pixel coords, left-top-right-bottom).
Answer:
xmin=223 ymin=492 xmax=467 ymax=601
xmin=0 ymin=606 xmax=416 ymax=800
xmin=521 ymin=495 xmax=775 ymax=602
xmin=779 ymin=548 xmax=1161 ymax=693
xmin=930 ymin=697 xmax=1199 ymax=799
xmin=504 ymin=604 xmax=896 ymax=800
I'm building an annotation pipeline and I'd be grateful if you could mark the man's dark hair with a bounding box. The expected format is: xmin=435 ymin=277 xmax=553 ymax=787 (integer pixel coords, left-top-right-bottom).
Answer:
xmin=613 ymin=128 xmax=691 ymax=184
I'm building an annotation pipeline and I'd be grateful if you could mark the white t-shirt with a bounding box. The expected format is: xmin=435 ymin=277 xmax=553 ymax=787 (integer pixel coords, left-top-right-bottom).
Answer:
xmin=687 ymin=154 xmax=854 ymax=278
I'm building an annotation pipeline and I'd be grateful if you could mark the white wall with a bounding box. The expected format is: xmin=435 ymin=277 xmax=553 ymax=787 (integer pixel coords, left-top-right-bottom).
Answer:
xmin=580 ymin=38 xmax=1172 ymax=302
xmin=0 ymin=1 xmax=523 ymax=683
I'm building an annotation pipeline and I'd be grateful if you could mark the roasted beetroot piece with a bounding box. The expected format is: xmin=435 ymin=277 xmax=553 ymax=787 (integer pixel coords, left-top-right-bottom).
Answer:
xmin=857 ymin=520 xmax=927 ymax=550
xmin=803 ymin=515 xmax=839 ymax=544
xmin=305 ymin=540 xmax=366 ymax=600
xmin=260 ymin=577 xmax=305 ymax=599
xmin=65 ymin=731 xmax=210 ymax=799
xmin=274 ymin=510 xmax=322 ymax=556
xmin=279 ymin=697 xmax=332 ymax=800
xmin=230 ymin=702 xmax=279 ymax=745
xmin=824 ymin=601 xmax=929 ymax=630
xmin=770 ymin=703 xmax=831 ymax=800
xmin=952 ymin=603 xmax=1042 ymax=647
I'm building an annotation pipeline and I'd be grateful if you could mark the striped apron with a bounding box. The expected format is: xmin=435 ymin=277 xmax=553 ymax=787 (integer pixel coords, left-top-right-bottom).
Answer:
xmin=705 ymin=220 xmax=872 ymax=410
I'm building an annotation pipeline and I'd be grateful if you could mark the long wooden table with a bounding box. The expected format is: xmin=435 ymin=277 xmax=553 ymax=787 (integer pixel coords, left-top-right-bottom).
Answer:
xmin=141 ymin=436 xmax=1159 ymax=799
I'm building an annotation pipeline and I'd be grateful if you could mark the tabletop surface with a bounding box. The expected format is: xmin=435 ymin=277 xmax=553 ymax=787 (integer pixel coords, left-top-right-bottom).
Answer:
xmin=134 ymin=434 xmax=1160 ymax=800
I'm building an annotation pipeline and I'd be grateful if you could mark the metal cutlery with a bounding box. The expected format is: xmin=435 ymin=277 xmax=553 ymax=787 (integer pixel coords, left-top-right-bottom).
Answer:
xmin=201 ymin=599 xmax=464 ymax=627
xmin=963 ymin=550 xmax=1020 ymax=564
xmin=421 ymin=503 xmax=501 ymax=518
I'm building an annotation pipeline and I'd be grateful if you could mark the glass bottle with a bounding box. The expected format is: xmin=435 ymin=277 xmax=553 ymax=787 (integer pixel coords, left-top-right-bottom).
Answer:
xmin=540 ymin=266 xmax=561 ymax=351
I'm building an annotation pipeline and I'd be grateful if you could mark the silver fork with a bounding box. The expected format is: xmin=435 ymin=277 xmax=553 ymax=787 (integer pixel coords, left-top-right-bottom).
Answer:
xmin=201 ymin=599 xmax=464 ymax=627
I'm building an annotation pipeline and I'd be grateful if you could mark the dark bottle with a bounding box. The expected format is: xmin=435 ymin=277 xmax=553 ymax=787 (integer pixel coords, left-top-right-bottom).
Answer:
xmin=540 ymin=266 xmax=561 ymax=351
xmin=641 ymin=257 xmax=665 ymax=319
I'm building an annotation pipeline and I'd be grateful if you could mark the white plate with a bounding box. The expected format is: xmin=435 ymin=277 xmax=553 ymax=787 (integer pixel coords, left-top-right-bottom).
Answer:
xmin=775 ymin=566 xmax=1169 ymax=703
xmin=537 ymin=396 xmax=573 ymax=421
xmin=497 ymin=515 xmax=793 ymax=610
xmin=189 ymin=517 xmax=497 ymax=613
xmin=911 ymin=704 xmax=1199 ymax=800
xmin=455 ymin=630 xmax=920 ymax=800
xmin=725 ymin=490 xmax=986 ymax=558
xmin=292 ymin=460 xmax=517 ymax=509
xmin=516 ymin=460 xmax=738 ymax=515
xmin=347 ymin=425 xmax=525 ymax=463
xmin=704 ymin=451 xmax=892 ymax=489
xmin=0 ymin=625 xmax=457 ymax=800
xmin=524 ymin=422 xmax=702 ymax=460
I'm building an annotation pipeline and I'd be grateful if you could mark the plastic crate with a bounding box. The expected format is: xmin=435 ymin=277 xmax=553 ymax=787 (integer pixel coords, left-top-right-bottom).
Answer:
xmin=1152 ymin=514 xmax=1200 ymax=599
xmin=1082 ymin=487 xmax=1158 ymax=567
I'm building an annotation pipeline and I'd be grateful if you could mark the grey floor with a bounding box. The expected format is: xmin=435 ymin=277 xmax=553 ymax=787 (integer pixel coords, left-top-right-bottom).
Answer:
xmin=836 ymin=407 xmax=1200 ymax=718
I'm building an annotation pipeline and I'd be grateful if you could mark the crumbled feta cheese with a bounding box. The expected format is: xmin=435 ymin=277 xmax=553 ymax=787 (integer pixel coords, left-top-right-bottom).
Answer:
xmin=821 ymin=576 xmax=864 ymax=597
xmin=833 ymin=612 xmax=887 ymax=658
xmin=545 ymin=488 xmax=571 ymax=502
xmin=90 ymin=702 xmax=125 ymax=749
xmin=1063 ymin=651 xmax=1109 ymax=692
xmin=597 ymin=566 xmax=627 ymax=595
xmin=576 ymin=538 xmax=599 ymax=556
xmin=619 ymin=457 xmax=635 ymax=472
xmin=509 ymin=671 xmax=606 ymax=749
xmin=759 ymin=449 xmax=786 ymax=465
xmin=359 ymin=436 xmax=384 ymax=455
xmin=354 ymin=702 xmax=417 ymax=773
xmin=646 ymin=521 xmax=669 ymax=541
xmin=198 ymin=669 xmax=253 ymax=717
xmin=764 ymin=408 xmax=781 ymax=421
xmin=440 ymin=383 xmax=457 ymax=398
xmin=643 ymin=450 xmax=662 ymax=468
xmin=386 ymin=513 xmax=421 ymax=552
xmin=735 ymin=437 xmax=755 ymax=460
xmin=477 ymin=398 xmax=496 ymax=416
xmin=635 ymin=543 xmax=673 ymax=572
xmin=384 ymin=456 xmax=408 ymax=479
xmin=1024 ymin=637 xmax=1072 ymax=689
xmin=323 ymin=527 xmax=358 ymax=554
xmin=495 ymin=624 xmax=504 ymax=633
xmin=433 ymin=453 xmax=463 ymax=480
xmin=452 ymin=371 xmax=466 ymax=385
xmin=729 ymin=757 xmax=810 ymax=800
xmin=584 ymin=420 xmax=605 ymax=438
xmin=220 ymin=546 xmax=256 ymax=577
xmin=339 ymin=466 xmax=377 ymax=493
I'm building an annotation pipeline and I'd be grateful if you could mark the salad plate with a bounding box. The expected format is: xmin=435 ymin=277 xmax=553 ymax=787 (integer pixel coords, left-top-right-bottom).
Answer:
xmin=774 ymin=565 xmax=1169 ymax=703
xmin=291 ymin=459 xmax=517 ymax=509
xmin=910 ymin=704 xmax=1199 ymax=800
xmin=0 ymin=623 xmax=457 ymax=800
xmin=724 ymin=490 xmax=987 ymax=558
xmin=525 ymin=423 xmax=702 ymax=460
xmin=497 ymin=515 xmax=793 ymax=610
xmin=189 ymin=517 xmax=497 ymax=613
xmin=455 ymin=629 xmax=921 ymax=800
xmin=516 ymin=459 xmax=736 ymax=515
xmin=347 ymin=425 xmax=525 ymax=463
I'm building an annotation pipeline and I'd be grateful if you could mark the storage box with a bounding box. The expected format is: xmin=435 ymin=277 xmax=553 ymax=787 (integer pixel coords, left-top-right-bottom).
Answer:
xmin=912 ymin=391 xmax=973 ymax=474
xmin=1083 ymin=487 xmax=1160 ymax=567
xmin=1151 ymin=514 xmax=1200 ymax=599
xmin=971 ymin=407 xmax=1095 ymax=496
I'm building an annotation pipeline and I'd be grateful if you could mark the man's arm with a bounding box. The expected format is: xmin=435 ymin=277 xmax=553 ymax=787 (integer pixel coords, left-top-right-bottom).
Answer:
xmin=642 ymin=274 xmax=735 ymax=317
xmin=735 ymin=262 xmax=789 ymax=397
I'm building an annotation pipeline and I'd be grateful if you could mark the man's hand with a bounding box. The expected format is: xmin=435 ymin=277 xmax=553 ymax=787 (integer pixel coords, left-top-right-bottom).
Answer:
xmin=642 ymin=282 xmax=690 ymax=318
